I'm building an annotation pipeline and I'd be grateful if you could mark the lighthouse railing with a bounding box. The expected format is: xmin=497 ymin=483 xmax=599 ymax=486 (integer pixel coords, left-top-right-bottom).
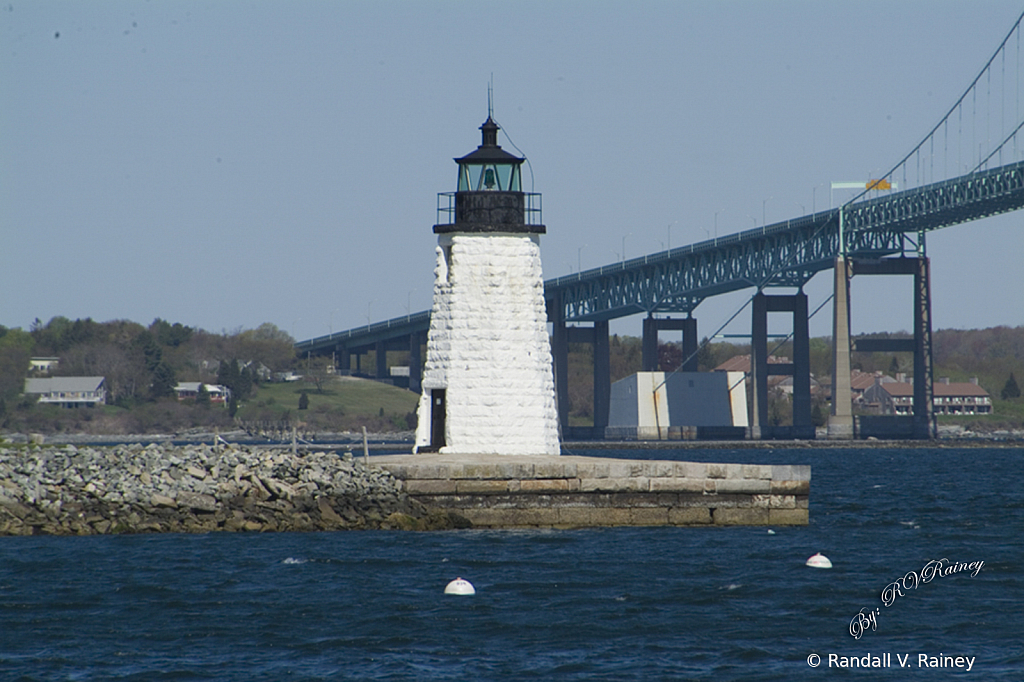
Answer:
xmin=435 ymin=192 xmax=543 ymax=226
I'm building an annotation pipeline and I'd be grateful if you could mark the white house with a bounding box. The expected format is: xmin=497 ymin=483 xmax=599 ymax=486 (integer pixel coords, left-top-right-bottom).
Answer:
xmin=174 ymin=382 xmax=231 ymax=404
xmin=24 ymin=376 xmax=106 ymax=408
xmin=29 ymin=357 xmax=60 ymax=375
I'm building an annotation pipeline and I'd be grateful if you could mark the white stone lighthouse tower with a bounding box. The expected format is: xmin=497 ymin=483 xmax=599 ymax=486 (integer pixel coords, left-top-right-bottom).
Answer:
xmin=413 ymin=114 xmax=560 ymax=455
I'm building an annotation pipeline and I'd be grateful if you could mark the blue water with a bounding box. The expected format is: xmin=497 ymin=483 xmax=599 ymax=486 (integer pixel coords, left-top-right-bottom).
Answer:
xmin=1 ymin=447 xmax=1022 ymax=681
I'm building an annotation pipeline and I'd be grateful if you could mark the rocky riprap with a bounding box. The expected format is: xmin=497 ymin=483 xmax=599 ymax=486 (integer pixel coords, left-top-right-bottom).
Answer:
xmin=0 ymin=444 xmax=467 ymax=536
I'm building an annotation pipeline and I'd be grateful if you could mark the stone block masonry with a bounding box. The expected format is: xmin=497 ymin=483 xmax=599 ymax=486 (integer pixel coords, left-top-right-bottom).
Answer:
xmin=375 ymin=453 xmax=810 ymax=528
xmin=414 ymin=233 xmax=560 ymax=455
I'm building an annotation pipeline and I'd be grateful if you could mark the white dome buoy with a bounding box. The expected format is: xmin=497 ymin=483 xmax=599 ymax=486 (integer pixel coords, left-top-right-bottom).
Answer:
xmin=767 ymin=529 xmax=776 ymax=535
xmin=444 ymin=577 xmax=476 ymax=595
xmin=806 ymin=553 xmax=832 ymax=569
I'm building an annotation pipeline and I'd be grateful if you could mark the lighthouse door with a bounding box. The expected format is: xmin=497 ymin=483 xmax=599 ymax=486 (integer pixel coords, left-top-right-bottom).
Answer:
xmin=430 ymin=389 xmax=446 ymax=450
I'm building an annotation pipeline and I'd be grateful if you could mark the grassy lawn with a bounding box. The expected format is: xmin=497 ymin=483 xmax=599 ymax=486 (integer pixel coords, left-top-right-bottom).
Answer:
xmin=937 ymin=399 xmax=1024 ymax=432
xmin=237 ymin=376 xmax=419 ymax=432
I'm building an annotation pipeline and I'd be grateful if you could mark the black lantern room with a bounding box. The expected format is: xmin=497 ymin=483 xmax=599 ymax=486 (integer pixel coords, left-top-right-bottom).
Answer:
xmin=435 ymin=115 xmax=544 ymax=235
xmin=455 ymin=117 xmax=523 ymax=192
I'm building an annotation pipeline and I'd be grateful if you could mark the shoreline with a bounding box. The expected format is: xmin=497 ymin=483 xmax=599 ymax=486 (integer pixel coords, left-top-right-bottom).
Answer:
xmin=1 ymin=430 xmax=416 ymax=450
xmin=562 ymin=437 xmax=1024 ymax=450
xmin=3 ymin=430 xmax=1020 ymax=450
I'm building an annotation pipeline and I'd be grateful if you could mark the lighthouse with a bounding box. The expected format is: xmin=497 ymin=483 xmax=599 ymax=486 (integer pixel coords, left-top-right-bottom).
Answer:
xmin=413 ymin=113 xmax=560 ymax=455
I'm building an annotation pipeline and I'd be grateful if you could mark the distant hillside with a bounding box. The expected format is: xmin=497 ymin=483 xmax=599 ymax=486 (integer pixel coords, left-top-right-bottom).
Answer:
xmin=932 ymin=325 xmax=1024 ymax=385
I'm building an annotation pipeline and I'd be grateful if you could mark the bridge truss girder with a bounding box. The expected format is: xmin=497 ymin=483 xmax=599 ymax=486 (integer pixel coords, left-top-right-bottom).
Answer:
xmin=547 ymin=159 xmax=1024 ymax=324
xmin=844 ymin=159 xmax=1024 ymax=237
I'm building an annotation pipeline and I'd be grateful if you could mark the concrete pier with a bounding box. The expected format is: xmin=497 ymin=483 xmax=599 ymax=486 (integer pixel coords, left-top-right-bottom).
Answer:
xmin=375 ymin=453 xmax=809 ymax=529
xmin=828 ymin=255 xmax=854 ymax=439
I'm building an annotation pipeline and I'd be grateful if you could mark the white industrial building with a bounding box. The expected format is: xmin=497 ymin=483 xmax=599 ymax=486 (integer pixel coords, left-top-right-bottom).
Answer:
xmin=606 ymin=371 xmax=748 ymax=440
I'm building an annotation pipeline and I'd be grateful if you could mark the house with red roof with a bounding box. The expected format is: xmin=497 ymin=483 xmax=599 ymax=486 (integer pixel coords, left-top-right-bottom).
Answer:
xmin=862 ymin=377 xmax=992 ymax=415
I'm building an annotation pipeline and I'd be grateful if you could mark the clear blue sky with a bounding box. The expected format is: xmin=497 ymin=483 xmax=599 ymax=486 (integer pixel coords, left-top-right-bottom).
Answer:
xmin=3 ymin=1 xmax=1023 ymax=344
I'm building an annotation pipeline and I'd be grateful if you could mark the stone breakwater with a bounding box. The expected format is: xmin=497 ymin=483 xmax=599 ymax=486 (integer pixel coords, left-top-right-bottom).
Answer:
xmin=0 ymin=444 xmax=466 ymax=536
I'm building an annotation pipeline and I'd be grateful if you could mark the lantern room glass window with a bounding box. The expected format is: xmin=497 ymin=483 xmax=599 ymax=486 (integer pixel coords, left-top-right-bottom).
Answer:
xmin=458 ymin=163 xmax=521 ymax=192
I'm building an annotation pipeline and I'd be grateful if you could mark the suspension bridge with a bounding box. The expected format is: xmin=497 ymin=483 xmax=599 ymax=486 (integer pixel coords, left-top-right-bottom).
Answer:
xmin=296 ymin=10 xmax=1024 ymax=440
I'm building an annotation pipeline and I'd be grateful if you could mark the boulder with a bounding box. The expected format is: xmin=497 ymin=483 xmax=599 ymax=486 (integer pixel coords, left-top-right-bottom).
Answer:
xmin=0 ymin=442 xmax=448 ymax=535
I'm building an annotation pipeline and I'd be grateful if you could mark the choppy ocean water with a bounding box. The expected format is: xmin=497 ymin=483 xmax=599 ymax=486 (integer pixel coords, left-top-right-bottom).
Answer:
xmin=1 ymin=446 xmax=1021 ymax=681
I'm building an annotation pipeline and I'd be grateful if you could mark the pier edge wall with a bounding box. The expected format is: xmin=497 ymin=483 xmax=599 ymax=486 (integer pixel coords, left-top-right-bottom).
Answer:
xmin=376 ymin=454 xmax=810 ymax=528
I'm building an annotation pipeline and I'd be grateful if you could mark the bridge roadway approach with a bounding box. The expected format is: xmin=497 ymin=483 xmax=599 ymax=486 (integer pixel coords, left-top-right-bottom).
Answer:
xmin=296 ymin=159 xmax=1024 ymax=439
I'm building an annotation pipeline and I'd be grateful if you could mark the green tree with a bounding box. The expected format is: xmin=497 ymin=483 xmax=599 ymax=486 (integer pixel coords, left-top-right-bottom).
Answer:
xmin=217 ymin=359 xmax=254 ymax=400
xmin=151 ymin=318 xmax=193 ymax=347
xmin=808 ymin=337 xmax=833 ymax=380
xmin=696 ymin=336 xmax=716 ymax=372
xmin=657 ymin=342 xmax=683 ymax=372
xmin=608 ymin=334 xmax=643 ymax=382
xmin=811 ymin=401 xmax=826 ymax=427
xmin=149 ymin=362 xmax=177 ymax=400
xmin=1002 ymin=372 xmax=1021 ymax=400
xmin=132 ymin=330 xmax=163 ymax=372
xmin=31 ymin=316 xmax=100 ymax=353
xmin=217 ymin=358 xmax=239 ymax=389
xmin=234 ymin=323 xmax=296 ymax=371
xmin=767 ymin=389 xmax=792 ymax=426
xmin=298 ymin=391 xmax=309 ymax=410
xmin=236 ymin=365 xmax=253 ymax=399
xmin=0 ymin=328 xmax=34 ymax=400
xmin=195 ymin=383 xmax=211 ymax=408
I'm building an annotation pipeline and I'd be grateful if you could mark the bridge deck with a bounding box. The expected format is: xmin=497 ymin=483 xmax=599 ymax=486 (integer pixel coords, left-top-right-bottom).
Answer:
xmin=297 ymin=160 xmax=1024 ymax=354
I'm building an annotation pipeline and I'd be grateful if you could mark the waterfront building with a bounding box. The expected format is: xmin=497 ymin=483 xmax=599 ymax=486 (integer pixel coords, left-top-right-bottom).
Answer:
xmin=605 ymin=371 xmax=749 ymax=440
xmin=862 ymin=376 xmax=992 ymax=415
xmin=173 ymin=382 xmax=232 ymax=405
xmin=23 ymin=376 xmax=106 ymax=408
xmin=28 ymin=357 xmax=60 ymax=375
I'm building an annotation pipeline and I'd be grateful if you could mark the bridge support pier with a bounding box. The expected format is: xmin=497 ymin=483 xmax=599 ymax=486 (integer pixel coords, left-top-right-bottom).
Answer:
xmin=566 ymin=322 xmax=610 ymax=439
xmin=850 ymin=256 xmax=935 ymax=439
xmin=913 ymin=257 xmax=936 ymax=439
xmin=409 ymin=331 xmax=424 ymax=394
xmin=375 ymin=340 xmax=387 ymax=380
xmin=549 ymin=296 xmax=610 ymax=439
xmin=642 ymin=316 xmax=699 ymax=372
xmin=828 ymin=257 xmax=855 ymax=439
xmin=550 ymin=296 xmax=570 ymax=435
xmin=595 ymin=321 xmax=610 ymax=438
xmin=750 ymin=291 xmax=813 ymax=440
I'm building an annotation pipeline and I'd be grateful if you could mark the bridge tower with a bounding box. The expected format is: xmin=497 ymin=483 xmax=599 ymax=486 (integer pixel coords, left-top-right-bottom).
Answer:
xmin=413 ymin=113 xmax=560 ymax=455
xmin=827 ymin=255 xmax=855 ymax=439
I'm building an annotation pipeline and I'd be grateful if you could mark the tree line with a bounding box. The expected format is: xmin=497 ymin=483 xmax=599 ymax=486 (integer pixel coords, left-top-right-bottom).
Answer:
xmin=0 ymin=317 xmax=296 ymax=429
